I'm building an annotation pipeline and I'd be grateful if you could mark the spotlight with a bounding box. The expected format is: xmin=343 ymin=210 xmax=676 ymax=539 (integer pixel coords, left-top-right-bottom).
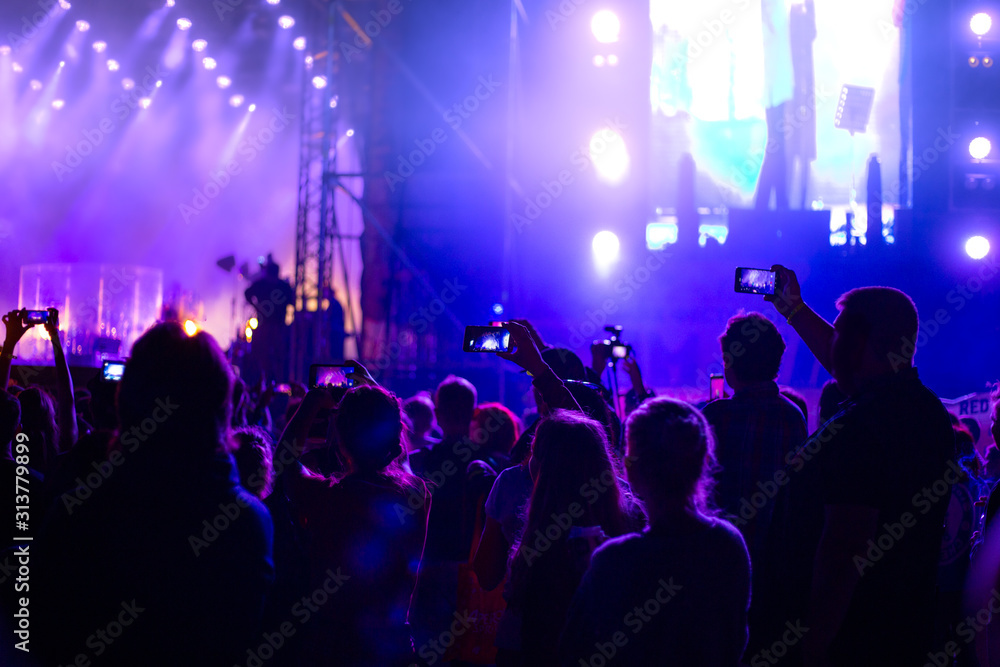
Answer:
xmin=155 ymin=80 xmax=162 ymax=88
xmin=107 ymin=59 xmax=119 ymax=71
xmin=969 ymin=136 xmax=992 ymax=160
xmin=971 ymin=12 xmax=992 ymax=37
xmin=202 ymin=57 xmax=217 ymax=70
xmin=492 ymin=303 xmax=504 ymax=316
xmin=346 ymin=129 xmax=354 ymax=137
xmin=59 ymin=60 xmax=65 ymax=68
xmin=122 ymin=78 xmax=135 ymax=90
xmin=278 ymin=15 xmax=295 ymax=29
xmin=607 ymin=54 xmax=619 ymax=66
xmin=267 ymin=0 xmax=280 ymax=4
xmin=177 ymin=18 xmax=192 ymax=31
xmin=592 ymin=231 xmax=621 ymax=266
xmin=0 ymin=46 xmax=10 ymax=56
xmin=216 ymin=75 xmax=231 ymax=88
xmin=51 ymin=99 xmax=65 ymax=109
xmin=245 ymin=326 xmax=253 ymax=341
xmin=329 ymin=97 xmax=338 ymax=108
xmin=29 ymin=79 xmax=41 ymax=90
xmin=249 ymin=317 xmax=259 ymax=329
xmin=305 ymin=55 xmax=314 ymax=67
xmin=593 ymin=55 xmax=606 ymax=67
xmin=249 ymin=103 xmax=256 ymax=112
xmin=139 ymin=97 xmax=151 ymax=109
xmin=312 ymin=75 xmax=327 ymax=89
xmin=58 ymin=0 xmax=71 ymax=8
xmin=966 ymin=235 xmax=990 ymax=259
xmin=969 ymin=56 xmax=980 ymax=67
xmin=12 ymin=62 xmax=22 ymax=73
xmin=75 ymin=20 xmax=90 ymax=32
xmin=166 ymin=0 xmax=175 ymax=6
xmin=92 ymin=40 xmax=107 ymax=53
xmin=293 ymin=36 xmax=306 ymax=50
xmin=192 ymin=39 xmax=207 ymax=52
xmin=591 ymin=10 xmax=621 ymax=43
xmin=229 ymin=94 xmax=244 ymax=107
xmin=183 ymin=320 xmax=199 ymax=336
xmin=589 ymin=127 xmax=630 ymax=184
xmin=985 ymin=56 xmax=995 ymax=67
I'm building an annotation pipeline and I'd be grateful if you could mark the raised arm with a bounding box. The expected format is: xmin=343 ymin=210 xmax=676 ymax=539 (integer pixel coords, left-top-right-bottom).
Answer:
xmin=766 ymin=264 xmax=836 ymax=376
xmin=45 ymin=309 xmax=77 ymax=451
xmin=497 ymin=321 xmax=581 ymax=413
xmin=1 ymin=310 xmax=31 ymax=392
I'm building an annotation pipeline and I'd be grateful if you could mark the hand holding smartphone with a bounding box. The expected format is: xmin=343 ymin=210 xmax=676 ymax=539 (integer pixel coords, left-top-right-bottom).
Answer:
xmin=102 ymin=360 xmax=126 ymax=382
xmin=734 ymin=267 xmax=777 ymax=296
xmin=463 ymin=325 xmax=512 ymax=353
xmin=309 ymin=363 xmax=356 ymax=388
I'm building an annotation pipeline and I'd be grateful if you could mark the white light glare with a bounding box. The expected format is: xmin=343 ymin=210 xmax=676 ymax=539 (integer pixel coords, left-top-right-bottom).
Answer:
xmin=139 ymin=97 xmax=152 ymax=109
xmin=51 ymin=99 xmax=65 ymax=109
xmin=166 ymin=0 xmax=175 ymax=6
xmin=92 ymin=41 xmax=107 ymax=53
xmin=970 ymin=136 xmax=992 ymax=160
xmin=216 ymin=75 xmax=231 ymax=88
xmin=75 ymin=20 xmax=90 ymax=32
xmin=229 ymin=94 xmax=244 ymax=107
xmin=267 ymin=0 xmax=281 ymax=4
xmin=346 ymin=129 xmax=355 ymax=137
xmin=107 ymin=59 xmax=119 ymax=71
xmin=29 ymin=79 xmax=41 ymax=90
xmin=278 ymin=15 xmax=295 ymax=29
xmin=312 ymin=75 xmax=327 ymax=89
xmin=592 ymin=231 xmax=621 ymax=266
xmin=177 ymin=18 xmax=192 ymax=31
xmin=249 ymin=103 xmax=256 ymax=112
xmin=589 ymin=127 xmax=630 ymax=183
xmin=966 ymin=235 xmax=991 ymax=259
xmin=293 ymin=36 xmax=306 ymax=50
xmin=0 ymin=46 xmax=10 ymax=56
xmin=58 ymin=0 xmax=71 ymax=8
xmin=202 ymin=57 xmax=217 ymax=70
xmin=192 ymin=39 xmax=207 ymax=52
xmin=122 ymin=78 xmax=135 ymax=90
xmin=591 ymin=10 xmax=621 ymax=43
xmin=971 ymin=12 xmax=992 ymax=37
xmin=12 ymin=62 xmax=23 ymax=73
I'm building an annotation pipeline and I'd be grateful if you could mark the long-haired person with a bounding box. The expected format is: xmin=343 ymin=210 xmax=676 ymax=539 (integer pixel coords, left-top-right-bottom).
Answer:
xmin=503 ymin=410 xmax=642 ymax=666
xmin=560 ymin=398 xmax=751 ymax=666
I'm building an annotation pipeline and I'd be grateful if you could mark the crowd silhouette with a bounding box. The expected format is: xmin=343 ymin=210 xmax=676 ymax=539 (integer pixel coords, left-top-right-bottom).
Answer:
xmin=1 ymin=264 xmax=998 ymax=667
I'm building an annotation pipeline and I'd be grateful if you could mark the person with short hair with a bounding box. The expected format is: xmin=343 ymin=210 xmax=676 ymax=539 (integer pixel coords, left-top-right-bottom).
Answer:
xmin=560 ymin=398 xmax=751 ymax=665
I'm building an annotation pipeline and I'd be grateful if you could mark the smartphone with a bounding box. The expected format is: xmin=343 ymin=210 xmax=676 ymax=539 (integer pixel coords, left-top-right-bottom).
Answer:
xmin=710 ymin=374 xmax=725 ymax=401
xmin=463 ymin=325 xmax=511 ymax=353
xmin=24 ymin=310 xmax=49 ymax=325
xmin=102 ymin=360 xmax=126 ymax=382
xmin=309 ymin=364 xmax=356 ymax=389
xmin=734 ymin=267 xmax=777 ymax=296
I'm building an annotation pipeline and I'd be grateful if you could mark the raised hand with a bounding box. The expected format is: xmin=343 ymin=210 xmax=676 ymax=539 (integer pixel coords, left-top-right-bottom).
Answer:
xmin=43 ymin=308 xmax=62 ymax=347
xmin=344 ymin=360 xmax=378 ymax=388
xmin=2 ymin=310 xmax=32 ymax=351
xmin=764 ymin=264 xmax=803 ymax=318
xmin=496 ymin=321 xmax=547 ymax=376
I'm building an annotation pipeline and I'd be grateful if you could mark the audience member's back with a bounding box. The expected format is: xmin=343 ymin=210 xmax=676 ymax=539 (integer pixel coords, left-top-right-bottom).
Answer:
xmin=35 ymin=322 xmax=273 ymax=666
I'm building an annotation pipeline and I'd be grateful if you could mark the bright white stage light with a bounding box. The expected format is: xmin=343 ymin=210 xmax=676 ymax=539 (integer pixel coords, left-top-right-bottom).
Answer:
xmin=122 ymin=78 xmax=135 ymax=90
xmin=51 ymin=99 xmax=65 ymax=109
xmin=75 ymin=20 xmax=90 ymax=32
xmin=12 ymin=62 xmax=23 ymax=72
xmin=216 ymin=75 xmax=231 ymax=88
xmin=165 ymin=0 xmax=175 ymax=7
xmin=177 ymin=18 xmax=192 ymax=31
xmin=229 ymin=94 xmax=244 ymax=107
xmin=312 ymin=75 xmax=327 ymax=89
xmin=202 ymin=57 xmax=217 ymax=70
xmin=278 ymin=15 xmax=295 ymax=29
xmin=293 ymin=36 xmax=306 ymax=50
xmin=139 ymin=97 xmax=152 ymax=109
xmin=971 ymin=12 xmax=992 ymax=37
xmin=107 ymin=59 xmax=119 ymax=71
xmin=267 ymin=0 xmax=281 ymax=5
xmin=92 ymin=40 xmax=107 ymax=53
xmin=592 ymin=231 xmax=621 ymax=267
xmin=607 ymin=54 xmax=619 ymax=66
xmin=589 ymin=127 xmax=630 ymax=183
xmin=192 ymin=39 xmax=207 ymax=52
xmin=249 ymin=103 xmax=256 ymax=112
xmin=966 ymin=236 xmax=990 ymax=259
xmin=969 ymin=137 xmax=992 ymax=160
xmin=346 ymin=129 xmax=355 ymax=137
xmin=593 ymin=55 xmax=605 ymax=67
xmin=591 ymin=10 xmax=621 ymax=43
xmin=29 ymin=79 xmax=42 ymax=90
xmin=183 ymin=320 xmax=199 ymax=336
xmin=58 ymin=0 xmax=71 ymax=8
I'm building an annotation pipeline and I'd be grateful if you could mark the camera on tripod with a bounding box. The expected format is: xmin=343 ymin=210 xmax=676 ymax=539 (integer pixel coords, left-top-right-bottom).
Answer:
xmin=594 ymin=325 xmax=631 ymax=360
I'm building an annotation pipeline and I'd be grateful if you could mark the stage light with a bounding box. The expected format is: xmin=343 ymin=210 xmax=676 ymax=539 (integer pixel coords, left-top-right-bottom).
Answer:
xmin=122 ymin=78 xmax=135 ymax=90
xmin=245 ymin=326 xmax=253 ymax=341
xmin=249 ymin=317 xmax=259 ymax=329
xmin=202 ymin=57 xmax=217 ymax=70
xmin=592 ymin=231 xmax=621 ymax=266
xmin=229 ymin=94 xmax=244 ymax=107
xmin=646 ymin=220 xmax=678 ymax=250
xmin=59 ymin=60 xmax=65 ymax=68
xmin=971 ymin=12 xmax=992 ymax=37
xmin=165 ymin=0 xmax=175 ymax=6
xmin=177 ymin=18 xmax=192 ymax=31
xmin=970 ymin=56 xmax=980 ymax=67
xmin=305 ymin=55 xmax=314 ymax=67
xmin=966 ymin=235 xmax=990 ymax=259
xmin=985 ymin=56 xmax=995 ymax=67
xmin=329 ymin=97 xmax=338 ymax=108
xmin=492 ymin=303 xmax=504 ymax=316
xmin=346 ymin=129 xmax=355 ymax=137
xmin=75 ymin=20 xmax=90 ymax=32
xmin=278 ymin=15 xmax=295 ymax=29
xmin=293 ymin=36 xmax=306 ymax=50
xmin=107 ymin=59 xmax=119 ymax=71
xmin=589 ymin=127 xmax=630 ymax=184
xmin=593 ymin=55 xmax=606 ymax=67
xmin=969 ymin=136 xmax=992 ymax=160
xmin=92 ymin=40 xmax=107 ymax=53
xmin=192 ymin=39 xmax=207 ymax=52
xmin=51 ymin=99 xmax=65 ymax=110
xmin=249 ymin=103 xmax=257 ymax=112
xmin=12 ymin=62 xmax=22 ymax=73
xmin=0 ymin=46 xmax=10 ymax=56
xmin=183 ymin=320 xmax=199 ymax=336
xmin=29 ymin=79 xmax=41 ymax=90
xmin=139 ymin=97 xmax=151 ymax=109
xmin=59 ymin=0 xmax=71 ymax=8
xmin=216 ymin=75 xmax=231 ymax=88
xmin=607 ymin=54 xmax=619 ymax=66
xmin=155 ymin=80 xmax=162 ymax=88
xmin=312 ymin=75 xmax=327 ymax=89
xmin=267 ymin=0 xmax=280 ymax=4
xmin=591 ymin=10 xmax=621 ymax=43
